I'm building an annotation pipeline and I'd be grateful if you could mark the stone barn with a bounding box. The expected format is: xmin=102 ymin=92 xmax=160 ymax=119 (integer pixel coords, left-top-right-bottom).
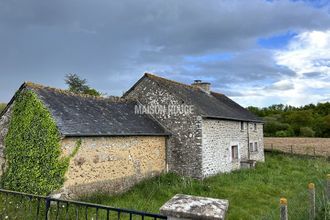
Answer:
xmin=0 ymin=74 xmax=264 ymax=196
xmin=124 ymin=73 xmax=264 ymax=178
xmin=0 ymin=83 xmax=169 ymax=197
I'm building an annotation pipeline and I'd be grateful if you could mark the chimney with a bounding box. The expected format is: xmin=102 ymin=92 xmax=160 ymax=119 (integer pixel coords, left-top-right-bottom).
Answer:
xmin=192 ymin=80 xmax=211 ymax=94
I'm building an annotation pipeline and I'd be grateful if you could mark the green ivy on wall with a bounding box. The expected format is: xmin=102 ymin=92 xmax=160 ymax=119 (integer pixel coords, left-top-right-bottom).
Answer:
xmin=1 ymin=90 xmax=69 ymax=195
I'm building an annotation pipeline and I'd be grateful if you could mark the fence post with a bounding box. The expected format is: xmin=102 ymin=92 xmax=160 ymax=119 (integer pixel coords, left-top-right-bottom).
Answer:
xmin=308 ymin=183 xmax=315 ymax=220
xmin=45 ymin=197 xmax=51 ymax=220
xmin=271 ymin=143 xmax=273 ymax=151
xmin=280 ymin=198 xmax=288 ymax=220
xmin=327 ymin=174 xmax=330 ymax=201
xmin=313 ymin=147 xmax=316 ymax=157
xmin=290 ymin=145 xmax=293 ymax=155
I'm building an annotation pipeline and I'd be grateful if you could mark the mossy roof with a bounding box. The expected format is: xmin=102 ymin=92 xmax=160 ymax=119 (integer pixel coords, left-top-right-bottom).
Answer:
xmin=2 ymin=82 xmax=169 ymax=137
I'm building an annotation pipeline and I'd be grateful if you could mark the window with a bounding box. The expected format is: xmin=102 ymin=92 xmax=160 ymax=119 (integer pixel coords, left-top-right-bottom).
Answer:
xmin=254 ymin=123 xmax=257 ymax=131
xmin=240 ymin=121 xmax=244 ymax=130
xmin=249 ymin=143 xmax=254 ymax=152
xmin=250 ymin=142 xmax=258 ymax=152
xmin=232 ymin=145 xmax=238 ymax=160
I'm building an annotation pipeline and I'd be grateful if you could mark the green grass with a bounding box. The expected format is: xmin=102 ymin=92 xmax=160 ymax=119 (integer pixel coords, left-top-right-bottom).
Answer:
xmin=80 ymin=152 xmax=330 ymax=220
xmin=0 ymin=152 xmax=329 ymax=219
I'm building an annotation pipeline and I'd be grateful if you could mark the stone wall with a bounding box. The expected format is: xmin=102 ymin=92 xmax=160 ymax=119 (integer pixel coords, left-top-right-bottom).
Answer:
xmin=248 ymin=123 xmax=264 ymax=162
xmin=125 ymin=77 xmax=203 ymax=178
xmin=201 ymin=119 xmax=264 ymax=177
xmin=0 ymin=105 xmax=12 ymax=176
xmin=59 ymin=136 xmax=166 ymax=198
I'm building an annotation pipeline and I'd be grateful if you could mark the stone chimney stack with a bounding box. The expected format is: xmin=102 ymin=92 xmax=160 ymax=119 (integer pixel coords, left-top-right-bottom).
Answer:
xmin=191 ymin=80 xmax=211 ymax=94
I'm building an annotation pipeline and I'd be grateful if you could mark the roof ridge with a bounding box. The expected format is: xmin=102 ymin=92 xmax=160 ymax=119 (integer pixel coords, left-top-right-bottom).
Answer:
xmin=210 ymin=91 xmax=225 ymax=96
xmin=24 ymin=81 xmax=126 ymax=103
xmin=144 ymin=73 xmax=201 ymax=91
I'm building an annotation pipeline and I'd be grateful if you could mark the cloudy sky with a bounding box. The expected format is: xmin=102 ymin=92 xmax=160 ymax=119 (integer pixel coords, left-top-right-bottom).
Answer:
xmin=1 ymin=0 xmax=330 ymax=107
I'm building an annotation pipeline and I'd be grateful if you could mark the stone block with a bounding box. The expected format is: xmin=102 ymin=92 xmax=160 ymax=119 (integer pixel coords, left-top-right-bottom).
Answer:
xmin=160 ymin=194 xmax=229 ymax=220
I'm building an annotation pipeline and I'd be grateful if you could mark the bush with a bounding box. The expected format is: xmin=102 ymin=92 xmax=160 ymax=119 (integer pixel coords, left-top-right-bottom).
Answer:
xmin=1 ymin=90 xmax=68 ymax=195
xmin=299 ymin=127 xmax=315 ymax=137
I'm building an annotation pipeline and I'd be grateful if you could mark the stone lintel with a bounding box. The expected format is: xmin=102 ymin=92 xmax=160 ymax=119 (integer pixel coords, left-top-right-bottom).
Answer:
xmin=160 ymin=194 xmax=229 ymax=220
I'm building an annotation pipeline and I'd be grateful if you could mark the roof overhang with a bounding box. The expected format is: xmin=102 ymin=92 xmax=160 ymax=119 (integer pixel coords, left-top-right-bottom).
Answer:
xmin=202 ymin=115 xmax=264 ymax=123
xmin=62 ymin=132 xmax=172 ymax=138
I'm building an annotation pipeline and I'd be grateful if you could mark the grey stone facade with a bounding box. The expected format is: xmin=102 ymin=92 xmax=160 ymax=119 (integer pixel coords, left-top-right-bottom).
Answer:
xmin=125 ymin=77 xmax=203 ymax=178
xmin=202 ymin=119 xmax=264 ymax=176
xmin=125 ymin=74 xmax=265 ymax=178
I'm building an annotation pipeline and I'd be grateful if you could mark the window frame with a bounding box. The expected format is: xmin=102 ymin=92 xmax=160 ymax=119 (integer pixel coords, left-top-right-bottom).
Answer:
xmin=249 ymin=142 xmax=254 ymax=152
xmin=230 ymin=142 xmax=240 ymax=162
xmin=254 ymin=142 xmax=258 ymax=152
xmin=231 ymin=145 xmax=239 ymax=160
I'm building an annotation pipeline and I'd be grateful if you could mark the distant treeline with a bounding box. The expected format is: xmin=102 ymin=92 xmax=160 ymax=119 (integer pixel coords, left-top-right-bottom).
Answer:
xmin=247 ymin=103 xmax=330 ymax=137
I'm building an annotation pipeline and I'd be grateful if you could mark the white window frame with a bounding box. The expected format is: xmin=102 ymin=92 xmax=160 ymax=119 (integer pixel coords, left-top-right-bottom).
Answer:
xmin=249 ymin=142 xmax=254 ymax=152
xmin=229 ymin=142 xmax=240 ymax=162
xmin=249 ymin=141 xmax=258 ymax=152
xmin=254 ymin=142 xmax=258 ymax=152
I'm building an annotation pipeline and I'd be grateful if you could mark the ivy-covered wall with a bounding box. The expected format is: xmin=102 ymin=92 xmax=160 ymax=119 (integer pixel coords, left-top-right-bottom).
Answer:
xmin=1 ymin=89 xmax=68 ymax=195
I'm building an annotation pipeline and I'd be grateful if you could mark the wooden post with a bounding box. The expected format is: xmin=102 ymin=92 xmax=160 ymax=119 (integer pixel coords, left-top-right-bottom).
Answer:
xmin=313 ymin=147 xmax=316 ymax=157
xmin=271 ymin=143 xmax=273 ymax=151
xmin=280 ymin=198 xmax=288 ymax=220
xmin=327 ymin=174 xmax=330 ymax=201
xmin=308 ymin=183 xmax=315 ymax=220
xmin=290 ymin=145 xmax=293 ymax=155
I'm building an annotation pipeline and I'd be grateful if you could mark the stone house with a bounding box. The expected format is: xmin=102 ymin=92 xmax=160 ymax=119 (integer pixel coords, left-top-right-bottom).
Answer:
xmin=0 ymin=73 xmax=263 ymax=196
xmin=0 ymin=83 xmax=169 ymax=197
xmin=124 ymin=73 xmax=264 ymax=178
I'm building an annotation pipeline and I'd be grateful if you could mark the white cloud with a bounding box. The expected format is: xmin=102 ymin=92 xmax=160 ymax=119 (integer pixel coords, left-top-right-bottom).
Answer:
xmin=275 ymin=30 xmax=330 ymax=75
xmin=231 ymin=30 xmax=330 ymax=107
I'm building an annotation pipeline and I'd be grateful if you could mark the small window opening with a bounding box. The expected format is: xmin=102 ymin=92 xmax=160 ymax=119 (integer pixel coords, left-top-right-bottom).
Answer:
xmin=232 ymin=145 xmax=238 ymax=160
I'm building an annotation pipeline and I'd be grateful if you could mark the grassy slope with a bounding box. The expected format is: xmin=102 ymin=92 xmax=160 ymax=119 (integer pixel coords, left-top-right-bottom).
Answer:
xmin=81 ymin=152 xmax=330 ymax=220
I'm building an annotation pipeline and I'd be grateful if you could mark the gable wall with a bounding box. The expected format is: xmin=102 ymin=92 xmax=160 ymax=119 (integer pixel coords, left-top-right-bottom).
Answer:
xmin=58 ymin=136 xmax=166 ymax=198
xmin=202 ymin=119 xmax=264 ymax=177
xmin=125 ymin=77 xmax=203 ymax=178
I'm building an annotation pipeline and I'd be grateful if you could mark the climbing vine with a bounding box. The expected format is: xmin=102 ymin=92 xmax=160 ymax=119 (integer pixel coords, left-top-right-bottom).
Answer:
xmin=1 ymin=90 xmax=69 ymax=195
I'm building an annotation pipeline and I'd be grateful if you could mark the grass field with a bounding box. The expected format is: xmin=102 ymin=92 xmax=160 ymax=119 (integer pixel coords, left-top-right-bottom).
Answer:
xmin=264 ymin=137 xmax=330 ymax=157
xmin=1 ymin=152 xmax=329 ymax=219
xmin=80 ymin=152 xmax=330 ymax=220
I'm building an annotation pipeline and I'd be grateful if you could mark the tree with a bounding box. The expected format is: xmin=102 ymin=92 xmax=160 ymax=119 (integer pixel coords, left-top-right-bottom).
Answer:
xmin=65 ymin=73 xmax=101 ymax=96
xmin=246 ymin=102 xmax=330 ymax=137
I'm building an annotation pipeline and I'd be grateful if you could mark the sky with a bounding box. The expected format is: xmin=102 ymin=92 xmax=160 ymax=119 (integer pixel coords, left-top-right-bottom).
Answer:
xmin=1 ymin=0 xmax=330 ymax=107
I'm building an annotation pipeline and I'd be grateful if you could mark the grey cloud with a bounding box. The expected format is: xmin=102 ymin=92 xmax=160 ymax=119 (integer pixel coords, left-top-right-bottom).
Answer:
xmin=0 ymin=0 xmax=330 ymax=102
xmin=302 ymin=72 xmax=327 ymax=78
xmin=264 ymin=81 xmax=295 ymax=91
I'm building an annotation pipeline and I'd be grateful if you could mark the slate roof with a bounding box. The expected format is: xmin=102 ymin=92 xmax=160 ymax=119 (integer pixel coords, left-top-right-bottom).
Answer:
xmin=2 ymin=83 xmax=169 ymax=137
xmin=126 ymin=73 xmax=263 ymax=123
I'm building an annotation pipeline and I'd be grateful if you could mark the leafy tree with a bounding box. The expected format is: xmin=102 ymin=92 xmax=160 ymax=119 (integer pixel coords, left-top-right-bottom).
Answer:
xmin=247 ymin=102 xmax=330 ymax=137
xmin=65 ymin=73 xmax=101 ymax=96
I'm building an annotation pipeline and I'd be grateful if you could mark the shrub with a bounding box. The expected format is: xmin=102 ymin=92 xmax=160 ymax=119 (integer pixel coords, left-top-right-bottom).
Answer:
xmin=299 ymin=127 xmax=315 ymax=137
xmin=1 ymin=90 xmax=69 ymax=195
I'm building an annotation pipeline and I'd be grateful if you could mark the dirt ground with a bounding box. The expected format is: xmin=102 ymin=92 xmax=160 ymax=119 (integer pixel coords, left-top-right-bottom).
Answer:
xmin=264 ymin=137 xmax=330 ymax=157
